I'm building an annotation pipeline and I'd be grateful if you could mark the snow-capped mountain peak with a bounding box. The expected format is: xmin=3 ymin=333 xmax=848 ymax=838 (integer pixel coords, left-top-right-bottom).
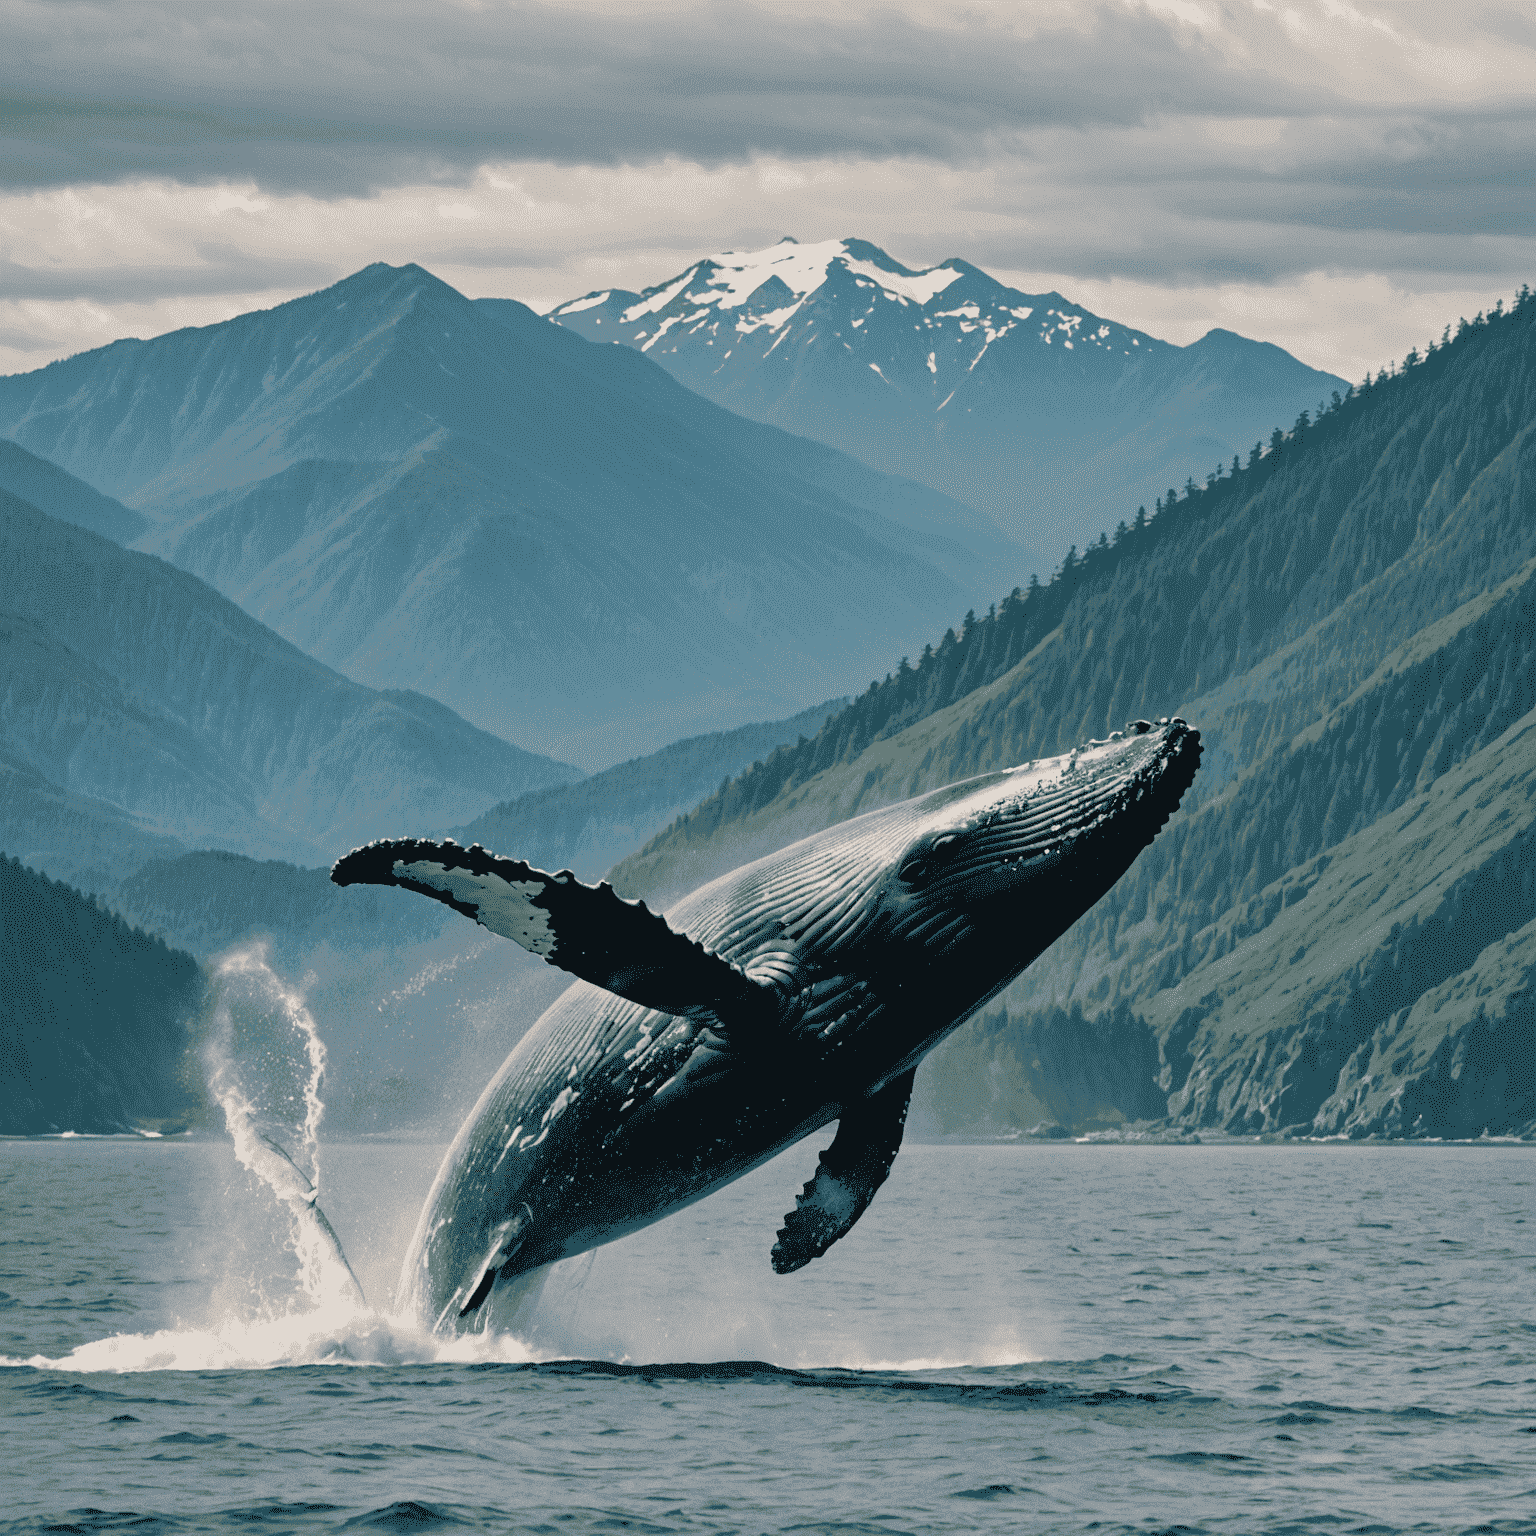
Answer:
xmin=554 ymin=237 xmax=969 ymax=337
xmin=546 ymin=235 xmax=1345 ymax=557
xmin=549 ymin=235 xmax=1159 ymax=386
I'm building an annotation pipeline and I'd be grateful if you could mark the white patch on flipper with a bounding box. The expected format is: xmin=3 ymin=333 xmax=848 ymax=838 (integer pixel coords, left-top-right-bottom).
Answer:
xmin=774 ymin=1164 xmax=867 ymax=1271
xmin=394 ymin=861 xmax=557 ymax=956
xmin=805 ymin=1170 xmax=859 ymax=1228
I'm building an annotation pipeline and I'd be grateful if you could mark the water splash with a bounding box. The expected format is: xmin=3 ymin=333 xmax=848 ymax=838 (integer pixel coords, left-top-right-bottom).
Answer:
xmin=8 ymin=1310 xmax=540 ymax=1372
xmin=205 ymin=943 xmax=364 ymax=1312
xmin=9 ymin=946 xmax=551 ymax=1373
xmin=379 ymin=936 xmax=496 ymax=1006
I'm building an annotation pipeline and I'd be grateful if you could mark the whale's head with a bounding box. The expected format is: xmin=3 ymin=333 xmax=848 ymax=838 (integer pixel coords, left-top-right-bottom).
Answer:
xmin=822 ymin=718 xmax=1202 ymax=1040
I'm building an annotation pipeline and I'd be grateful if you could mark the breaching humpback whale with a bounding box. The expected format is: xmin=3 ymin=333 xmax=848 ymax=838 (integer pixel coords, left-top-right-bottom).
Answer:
xmin=333 ymin=718 xmax=1199 ymax=1331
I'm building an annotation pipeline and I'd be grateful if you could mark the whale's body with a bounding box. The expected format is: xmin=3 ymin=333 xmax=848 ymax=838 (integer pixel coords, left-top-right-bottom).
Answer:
xmin=333 ymin=719 xmax=1200 ymax=1331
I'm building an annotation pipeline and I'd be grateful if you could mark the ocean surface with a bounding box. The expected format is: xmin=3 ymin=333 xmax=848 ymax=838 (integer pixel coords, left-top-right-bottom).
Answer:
xmin=3 ymin=1134 xmax=1532 ymax=1535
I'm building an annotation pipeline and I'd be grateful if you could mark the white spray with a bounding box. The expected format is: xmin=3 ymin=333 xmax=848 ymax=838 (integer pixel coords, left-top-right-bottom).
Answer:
xmin=8 ymin=941 xmax=551 ymax=1371
xmin=205 ymin=943 xmax=364 ymax=1312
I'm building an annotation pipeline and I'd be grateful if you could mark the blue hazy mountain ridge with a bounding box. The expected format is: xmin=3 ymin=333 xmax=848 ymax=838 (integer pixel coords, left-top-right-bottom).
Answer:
xmin=111 ymin=849 xmax=451 ymax=965
xmin=0 ymin=263 xmax=1022 ymax=766
xmin=548 ymin=236 xmax=1346 ymax=560
xmin=1 ymin=853 xmax=206 ymax=1135
xmin=612 ymin=295 xmax=1536 ymax=1141
xmin=0 ymin=490 xmax=578 ymax=890
xmin=0 ymin=437 xmax=147 ymax=545
xmin=451 ymin=696 xmax=844 ymax=882
xmin=108 ymin=697 xmax=845 ymax=963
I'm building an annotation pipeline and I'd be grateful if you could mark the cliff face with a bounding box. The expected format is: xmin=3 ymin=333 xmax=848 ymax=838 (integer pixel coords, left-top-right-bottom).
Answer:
xmin=613 ymin=295 xmax=1536 ymax=1140
xmin=0 ymin=855 xmax=207 ymax=1135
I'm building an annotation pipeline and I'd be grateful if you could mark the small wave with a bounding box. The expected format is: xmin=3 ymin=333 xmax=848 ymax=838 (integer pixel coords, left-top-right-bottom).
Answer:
xmin=344 ymin=1500 xmax=467 ymax=1531
xmin=954 ymin=1484 xmax=1025 ymax=1501
xmin=464 ymin=1357 xmax=1188 ymax=1411
xmin=795 ymin=1349 xmax=1037 ymax=1372
xmin=1400 ymin=1460 xmax=1506 ymax=1481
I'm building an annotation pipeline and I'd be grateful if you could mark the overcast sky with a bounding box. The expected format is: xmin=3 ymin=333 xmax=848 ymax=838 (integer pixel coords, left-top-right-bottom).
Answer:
xmin=2 ymin=0 xmax=1532 ymax=379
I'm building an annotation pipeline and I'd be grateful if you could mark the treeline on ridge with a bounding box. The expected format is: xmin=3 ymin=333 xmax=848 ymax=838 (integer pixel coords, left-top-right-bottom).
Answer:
xmin=640 ymin=288 xmax=1536 ymax=850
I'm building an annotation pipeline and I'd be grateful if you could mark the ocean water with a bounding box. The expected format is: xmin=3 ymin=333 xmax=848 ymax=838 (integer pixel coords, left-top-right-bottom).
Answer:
xmin=2 ymin=1132 xmax=1532 ymax=1535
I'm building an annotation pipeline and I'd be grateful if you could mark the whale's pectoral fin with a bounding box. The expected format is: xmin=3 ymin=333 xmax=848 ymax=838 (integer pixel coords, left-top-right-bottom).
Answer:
xmin=771 ymin=1068 xmax=915 ymax=1275
xmin=331 ymin=838 xmax=774 ymax=1031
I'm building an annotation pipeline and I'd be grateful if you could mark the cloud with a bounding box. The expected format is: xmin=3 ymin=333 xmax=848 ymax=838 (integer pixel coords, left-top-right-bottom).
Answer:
xmin=0 ymin=3 xmax=1209 ymax=192
xmin=0 ymin=250 xmax=337 ymax=302
xmin=0 ymin=2 xmax=1531 ymax=381
xmin=2 ymin=0 xmax=1526 ymax=195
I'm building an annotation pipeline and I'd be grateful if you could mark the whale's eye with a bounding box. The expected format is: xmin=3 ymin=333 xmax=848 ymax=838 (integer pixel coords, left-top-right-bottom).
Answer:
xmin=899 ymin=833 xmax=958 ymax=885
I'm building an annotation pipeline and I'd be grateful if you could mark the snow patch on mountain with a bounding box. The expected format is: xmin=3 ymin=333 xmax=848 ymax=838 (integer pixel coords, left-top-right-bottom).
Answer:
xmin=841 ymin=255 xmax=962 ymax=305
xmin=618 ymin=236 xmax=964 ymax=327
xmin=556 ymin=290 xmax=610 ymax=316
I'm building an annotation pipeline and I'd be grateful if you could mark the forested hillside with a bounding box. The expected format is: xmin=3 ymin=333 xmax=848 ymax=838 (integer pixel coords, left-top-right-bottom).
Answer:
xmin=1 ymin=855 xmax=207 ymax=1134
xmin=614 ymin=291 xmax=1536 ymax=1141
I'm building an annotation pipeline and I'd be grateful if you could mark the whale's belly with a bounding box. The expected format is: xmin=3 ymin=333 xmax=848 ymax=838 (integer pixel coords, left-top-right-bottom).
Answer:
xmin=400 ymin=980 xmax=845 ymax=1324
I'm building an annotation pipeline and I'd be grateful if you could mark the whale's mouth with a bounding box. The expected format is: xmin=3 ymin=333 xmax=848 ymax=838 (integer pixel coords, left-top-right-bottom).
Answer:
xmin=921 ymin=719 xmax=1201 ymax=893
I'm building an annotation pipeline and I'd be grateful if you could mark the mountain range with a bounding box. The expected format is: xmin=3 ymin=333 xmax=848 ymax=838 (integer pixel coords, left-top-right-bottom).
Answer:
xmin=0 ymin=263 xmax=1018 ymax=766
xmin=0 ymin=485 xmax=577 ymax=891
xmin=102 ymin=696 xmax=846 ymax=966
xmin=612 ymin=294 xmax=1536 ymax=1142
xmin=4 ymin=242 xmax=1527 ymax=1144
xmin=451 ymin=697 xmax=842 ymax=882
xmin=549 ymin=237 xmax=1348 ymax=560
